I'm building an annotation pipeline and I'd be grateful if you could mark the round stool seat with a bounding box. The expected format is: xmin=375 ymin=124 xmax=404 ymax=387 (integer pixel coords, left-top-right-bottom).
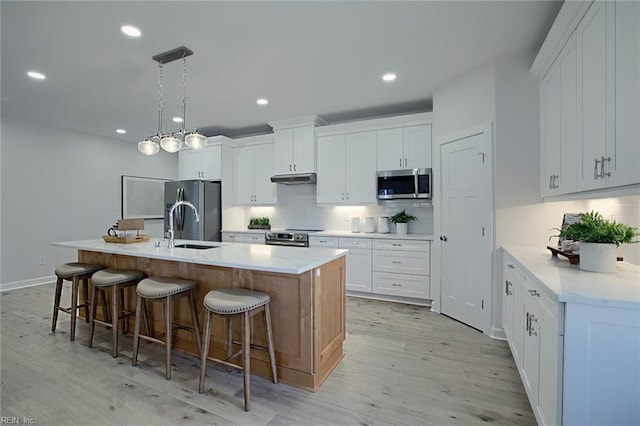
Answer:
xmin=203 ymin=288 xmax=270 ymax=315
xmin=55 ymin=262 xmax=103 ymax=279
xmin=136 ymin=277 xmax=195 ymax=299
xmin=92 ymin=269 xmax=145 ymax=287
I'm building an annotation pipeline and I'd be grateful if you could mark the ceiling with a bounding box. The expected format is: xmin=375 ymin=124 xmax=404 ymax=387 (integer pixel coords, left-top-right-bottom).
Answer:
xmin=1 ymin=1 xmax=561 ymax=143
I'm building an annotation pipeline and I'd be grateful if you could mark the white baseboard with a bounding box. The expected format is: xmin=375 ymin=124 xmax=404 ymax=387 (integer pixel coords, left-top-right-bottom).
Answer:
xmin=490 ymin=326 xmax=507 ymax=341
xmin=0 ymin=275 xmax=55 ymax=293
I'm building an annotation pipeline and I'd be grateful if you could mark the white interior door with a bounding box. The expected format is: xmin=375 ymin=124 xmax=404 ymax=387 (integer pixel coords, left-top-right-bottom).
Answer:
xmin=440 ymin=130 xmax=492 ymax=332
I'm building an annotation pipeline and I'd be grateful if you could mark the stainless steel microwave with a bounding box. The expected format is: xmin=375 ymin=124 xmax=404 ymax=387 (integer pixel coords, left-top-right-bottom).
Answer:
xmin=377 ymin=168 xmax=432 ymax=200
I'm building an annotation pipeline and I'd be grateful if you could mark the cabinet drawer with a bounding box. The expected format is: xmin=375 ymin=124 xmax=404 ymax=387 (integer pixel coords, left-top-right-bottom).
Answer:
xmin=373 ymin=250 xmax=429 ymax=275
xmin=373 ymin=272 xmax=429 ymax=299
xmin=339 ymin=237 xmax=372 ymax=249
xmin=373 ymin=239 xmax=429 ymax=252
xmin=523 ymin=274 xmax=564 ymax=334
xmin=309 ymin=236 xmax=340 ymax=248
xmin=222 ymin=232 xmax=245 ymax=243
xmin=244 ymin=233 xmax=265 ymax=244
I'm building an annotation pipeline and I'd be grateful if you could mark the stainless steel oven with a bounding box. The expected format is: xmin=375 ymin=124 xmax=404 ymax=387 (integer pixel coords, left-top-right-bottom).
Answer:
xmin=264 ymin=229 xmax=323 ymax=247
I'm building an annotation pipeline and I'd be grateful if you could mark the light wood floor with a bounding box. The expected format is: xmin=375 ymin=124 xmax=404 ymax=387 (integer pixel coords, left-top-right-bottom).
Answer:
xmin=0 ymin=284 xmax=535 ymax=425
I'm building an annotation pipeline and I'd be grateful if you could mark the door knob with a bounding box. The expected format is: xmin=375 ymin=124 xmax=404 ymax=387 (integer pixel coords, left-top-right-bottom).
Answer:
xmin=440 ymin=235 xmax=448 ymax=242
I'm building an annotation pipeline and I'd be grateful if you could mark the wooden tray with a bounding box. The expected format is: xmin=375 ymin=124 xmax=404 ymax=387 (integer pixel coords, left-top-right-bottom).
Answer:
xmin=102 ymin=234 xmax=151 ymax=244
xmin=547 ymin=245 xmax=623 ymax=265
xmin=547 ymin=245 xmax=580 ymax=265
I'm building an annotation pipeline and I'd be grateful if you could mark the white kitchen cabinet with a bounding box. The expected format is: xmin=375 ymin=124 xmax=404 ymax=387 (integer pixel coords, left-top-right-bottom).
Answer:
xmin=502 ymin=260 xmax=525 ymax=366
xmin=233 ymin=144 xmax=277 ymax=205
xmin=316 ymin=131 xmax=377 ymax=205
xmin=372 ymin=239 xmax=430 ymax=300
xmin=179 ymin=144 xmax=222 ymax=180
xmin=540 ymin=33 xmax=577 ymax=197
xmin=377 ymin=125 xmax=431 ymax=171
xmin=221 ymin=231 xmax=265 ymax=244
xmin=612 ymin=1 xmax=640 ymax=187
xmin=576 ymin=1 xmax=616 ymax=192
xmin=273 ymin=126 xmax=316 ymax=175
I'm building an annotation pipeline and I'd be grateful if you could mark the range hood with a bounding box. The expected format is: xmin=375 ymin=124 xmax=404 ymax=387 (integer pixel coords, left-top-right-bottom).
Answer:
xmin=270 ymin=173 xmax=317 ymax=185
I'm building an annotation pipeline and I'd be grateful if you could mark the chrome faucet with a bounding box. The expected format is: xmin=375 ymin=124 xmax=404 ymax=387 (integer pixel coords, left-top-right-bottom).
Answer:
xmin=167 ymin=200 xmax=200 ymax=248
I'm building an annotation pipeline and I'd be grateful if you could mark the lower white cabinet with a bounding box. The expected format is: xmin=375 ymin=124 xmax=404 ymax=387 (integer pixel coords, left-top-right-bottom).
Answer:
xmin=309 ymin=236 xmax=372 ymax=292
xmin=372 ymin=239 xmax=430 ymax=300
xmin=503 ymin=248 xmax=640 ymax=426
xmin=503 ymin=252 xmax=563 ymax=426
xmin=221 ymin=231 xmax=265 ymax=244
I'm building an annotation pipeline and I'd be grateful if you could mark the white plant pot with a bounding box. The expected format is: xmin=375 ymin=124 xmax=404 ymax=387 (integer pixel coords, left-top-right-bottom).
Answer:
xmin=396 ymin=223 xmax=408 ymax=235
xmin=579 ymin=242 xmax=617 ymax=273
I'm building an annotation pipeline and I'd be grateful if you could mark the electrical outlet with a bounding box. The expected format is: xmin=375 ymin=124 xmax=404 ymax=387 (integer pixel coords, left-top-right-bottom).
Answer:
xmin=38 ymin=256 xmax=46 ymax=265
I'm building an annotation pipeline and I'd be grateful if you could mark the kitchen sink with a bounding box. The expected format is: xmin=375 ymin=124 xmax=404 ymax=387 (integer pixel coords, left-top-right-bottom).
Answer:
xmin=174 ymin=243 xmax=219 ymax=250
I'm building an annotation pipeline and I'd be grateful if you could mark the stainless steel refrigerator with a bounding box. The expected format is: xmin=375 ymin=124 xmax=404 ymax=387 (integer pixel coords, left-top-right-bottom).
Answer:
xmin=164 ymin=180 xmax=222 ymax=241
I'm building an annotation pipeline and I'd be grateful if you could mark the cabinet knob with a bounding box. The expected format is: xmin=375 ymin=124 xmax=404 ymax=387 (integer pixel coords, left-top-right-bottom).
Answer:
xmin=440 ymin=235 xmax=448 ymax=242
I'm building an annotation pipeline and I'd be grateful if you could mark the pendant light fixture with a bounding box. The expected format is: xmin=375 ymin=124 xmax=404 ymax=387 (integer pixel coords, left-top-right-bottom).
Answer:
xmin=138 ymin=46 xmax=207 ymax=155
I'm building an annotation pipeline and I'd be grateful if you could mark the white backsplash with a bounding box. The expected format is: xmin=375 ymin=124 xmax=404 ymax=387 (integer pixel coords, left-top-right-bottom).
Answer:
xmin=225 ymin=184 xmax=434 ymax=234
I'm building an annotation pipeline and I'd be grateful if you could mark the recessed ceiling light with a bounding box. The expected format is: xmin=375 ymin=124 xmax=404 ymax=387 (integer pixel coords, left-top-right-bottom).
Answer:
xmin=172 ymin=117 xmax=183 ymax=123
xmin=27 ymin=71 xmax=46 ymax=80
xmin=121 ymin=25 xmax=141 ymax=37
xmin=116 ymin=129 xmax=127 ymax=134
xmin=382 ymin=73 xmax=397 ymax=82
xmin=257 ymin=98 xmax=269 ymax=105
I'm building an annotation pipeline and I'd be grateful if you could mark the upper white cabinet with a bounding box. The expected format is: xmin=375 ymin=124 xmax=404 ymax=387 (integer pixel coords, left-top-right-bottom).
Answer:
xmin=233 ymin=143 xmax=277 ymax=205
xmin=540 ymin=33 xmax=578 ymax=197
xmin=576 ymin=0 xmax=616 ymax=192
xmin=316 ymin=131 xmax=377 ymax=205
xmin=377 ymin=125 xmax=432 ymax=171
xmin=534 ymin=0 xmax=640 ymax=197
xmin=269 ymin=115 xmax=327 ymax=175
xmin=179 ymin=140 xmax=224 ymax=180
xmin=612 ymin=1 xmax=640 ymax=187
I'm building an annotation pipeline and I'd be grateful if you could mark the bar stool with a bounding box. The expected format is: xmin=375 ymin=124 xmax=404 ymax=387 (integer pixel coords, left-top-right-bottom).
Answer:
xmin=52 ymin=262 xmax=104 ymax=341
xmin=88 ymin=269 xmax=145 ymax=357
xmin=131 ymin=276 xmax=202 ymax=380
xmin=198 ymin=288 xmax=278 ymax=411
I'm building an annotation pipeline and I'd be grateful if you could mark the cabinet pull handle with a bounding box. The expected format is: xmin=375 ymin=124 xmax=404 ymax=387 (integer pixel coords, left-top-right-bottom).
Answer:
xmin=319 ymin=240 xmax=327 ymax=243
xmin=505 ymin=280 xmax=512 ymax=295
xmin=404 ymin=158 xmax=408 ymax=167
xmin=399 ymin=158 xmax=402 ymax=167
xmin=525 ymin=312 xmax=530 ymax=332
xmin=549 ymin=175 xmax=553 ymax=189
xmin=603 ymin=156 xmax=611 ymax=177
xmin=341 ymin=193 xmax=345 ymax=200
xmin=392 ymin=283 xmax=402 ymax=287
xmin=507 ymin=264 xmax=514 ymax=269
xmin=594 ymin=158 xmax=601 ymax=180
xmin=293 ymin=164 xmax=297 ymax=172
xmin=528 ymin=289 xmax=540 ymax=298
xmin=289 ymin=164 xmax=292 ymax=172
xmin=392 ymin=243 xmax=402 ymax=247
xmin=528 ymin=314 xmax=538 ymax=336
xmin=392 ymin=260 xmax=401 ymax=264
xmin=346 ymin=193 xmax=349 ymax=200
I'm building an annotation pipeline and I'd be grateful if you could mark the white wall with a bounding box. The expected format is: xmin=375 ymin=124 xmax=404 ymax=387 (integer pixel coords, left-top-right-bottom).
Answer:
xmin=226 ymin=184 xmax=433 ymax=234
xmin=0 ymin=117 xmax=178 ymax=288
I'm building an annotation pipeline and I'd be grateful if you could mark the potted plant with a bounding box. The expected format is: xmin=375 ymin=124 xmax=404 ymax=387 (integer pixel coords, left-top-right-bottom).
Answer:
xmin=557 ymin=211 xmax=638 ymax=272
xmin=248 ymin=216 xmax=271 ymax=230
xmin=388 ymin=209 xmax=418 ymax=235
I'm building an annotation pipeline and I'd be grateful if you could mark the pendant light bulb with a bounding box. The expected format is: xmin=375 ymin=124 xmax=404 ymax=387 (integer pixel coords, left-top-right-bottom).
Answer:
xmin=160 ymin=135 xmax=182 ymax=153
xmin=138 ymin=138 xmax=160 ymax=155
xmin=185 ymin=132 xmax=207 ymax=150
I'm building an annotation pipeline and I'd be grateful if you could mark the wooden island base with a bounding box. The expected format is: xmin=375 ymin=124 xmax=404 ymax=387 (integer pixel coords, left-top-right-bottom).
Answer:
xmin=78 ymin=250 xmax=346 ymax=392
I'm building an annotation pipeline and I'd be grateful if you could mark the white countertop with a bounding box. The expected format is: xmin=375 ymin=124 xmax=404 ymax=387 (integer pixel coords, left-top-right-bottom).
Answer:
xmin=502 ymin=246 xmax=640 ymax=308
xmin=52 ymin=239 xmax=347 ymax=275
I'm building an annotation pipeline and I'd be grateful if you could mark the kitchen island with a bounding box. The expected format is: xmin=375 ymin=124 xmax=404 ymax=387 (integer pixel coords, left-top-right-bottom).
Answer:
xmin=52 ymin=239 xmax=347 ymax=392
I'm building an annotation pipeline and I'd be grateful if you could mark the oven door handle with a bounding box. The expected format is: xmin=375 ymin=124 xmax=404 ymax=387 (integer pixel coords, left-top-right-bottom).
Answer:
xmin=265 ymin=240 xmax=307 ymax=247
